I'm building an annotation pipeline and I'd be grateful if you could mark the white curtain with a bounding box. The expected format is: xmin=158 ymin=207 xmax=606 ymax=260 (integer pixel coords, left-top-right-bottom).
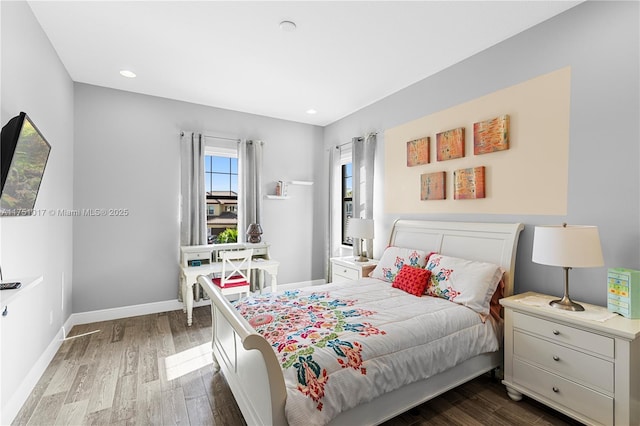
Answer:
xmin=327 ymin=145 xmax=342 ymax=278
xmin=352 ymin=133 xmax=376 ymax=258
xmin=179 ymin=131 xmax=206 ymax=301
xmin=237 ymin=139 xmax=263 ymax=243
xmin=180 ymin=132 xmax=206 ymax=246
xmin=326 ymin=135 xmax=376 ymax=277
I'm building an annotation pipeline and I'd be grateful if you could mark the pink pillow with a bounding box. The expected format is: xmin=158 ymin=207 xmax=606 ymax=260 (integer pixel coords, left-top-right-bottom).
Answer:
xmin=392 ymin=265 xmax=432 ymax=297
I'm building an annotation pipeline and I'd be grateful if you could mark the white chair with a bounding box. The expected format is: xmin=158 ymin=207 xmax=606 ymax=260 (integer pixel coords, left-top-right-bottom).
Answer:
xmin=211 ymin=248 xmax=253 ymax=298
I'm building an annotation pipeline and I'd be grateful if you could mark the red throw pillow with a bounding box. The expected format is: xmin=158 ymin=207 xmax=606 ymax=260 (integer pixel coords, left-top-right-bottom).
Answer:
xmin=392 ymin=265 xmax=431 ymax=297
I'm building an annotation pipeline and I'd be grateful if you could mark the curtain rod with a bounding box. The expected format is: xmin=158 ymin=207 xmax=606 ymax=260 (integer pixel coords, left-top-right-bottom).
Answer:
xmin=334 ymin=131 xmax=378 ymax=148
xmin=204 ymin=135 xmax=241 ymax=142
xmin=179 ymin=131 xmax=240 ymax=142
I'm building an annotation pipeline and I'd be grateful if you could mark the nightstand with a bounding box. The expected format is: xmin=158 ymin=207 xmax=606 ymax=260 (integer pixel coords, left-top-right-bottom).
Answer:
xmin=500 ymin=292 xmax=640 ymax=426
xmin=330 ymin=256 xmax=378 ymax=283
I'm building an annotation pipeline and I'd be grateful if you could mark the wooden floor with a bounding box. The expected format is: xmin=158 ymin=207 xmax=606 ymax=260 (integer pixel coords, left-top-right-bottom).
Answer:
xmin=13 ymin=306 xmax=582 ymax=426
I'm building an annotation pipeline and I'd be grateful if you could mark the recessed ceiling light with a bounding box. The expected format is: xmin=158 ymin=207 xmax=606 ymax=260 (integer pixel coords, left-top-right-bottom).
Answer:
xmin=306 ymin=109 xmax=317 ymax=115
xmin=119 ymin=70 xmax=136 ymax=78
xmin=279 ymin=20 xmax=297 ymax=32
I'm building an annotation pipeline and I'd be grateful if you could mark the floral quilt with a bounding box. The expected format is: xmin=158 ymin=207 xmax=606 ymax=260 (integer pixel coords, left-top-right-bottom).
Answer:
xmin=234 ymin=278 xmax=499 ymax=426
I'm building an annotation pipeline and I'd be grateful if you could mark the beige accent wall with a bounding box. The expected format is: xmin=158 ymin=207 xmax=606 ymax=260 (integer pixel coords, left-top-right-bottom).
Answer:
xmin=384 ymin=67 xmax=571 ymax=215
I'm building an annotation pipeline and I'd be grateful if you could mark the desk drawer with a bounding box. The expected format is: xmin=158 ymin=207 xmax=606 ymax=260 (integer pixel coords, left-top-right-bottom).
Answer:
xmin=514 ymin=331 xmax=613 ymax=393
xmin=512 ymin=311 xmax=613 ymax=358
xmin=252 ymin=247 xmax=269 ymax=257
xmin=513 ymin=358 xmax=613 ymax=425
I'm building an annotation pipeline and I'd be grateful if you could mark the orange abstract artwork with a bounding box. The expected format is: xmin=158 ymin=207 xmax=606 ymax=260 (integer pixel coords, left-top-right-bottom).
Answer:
xmin=406 ymin=137 xmax=430 ymax=167
xmin=454 ymin=166 xmax=485 ymax=199
xmin=420 ymin=172 xmax=446 ymax=200
xmin=474 ymin=115 xmax=510 ymax=155
xmin=436 ymin=127 xmax=465 ymax=161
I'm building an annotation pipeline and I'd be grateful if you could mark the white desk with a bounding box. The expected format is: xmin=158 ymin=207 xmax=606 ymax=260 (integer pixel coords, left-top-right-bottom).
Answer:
xmin=180 ymin=259 xmax=279 ymax=326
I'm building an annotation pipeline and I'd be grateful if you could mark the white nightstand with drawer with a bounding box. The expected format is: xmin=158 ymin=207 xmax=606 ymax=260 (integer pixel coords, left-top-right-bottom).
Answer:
xmin=500 ymin=292 xmax=640 ymax=426
xmin=330 ymin=257 xmax=378 ymax=283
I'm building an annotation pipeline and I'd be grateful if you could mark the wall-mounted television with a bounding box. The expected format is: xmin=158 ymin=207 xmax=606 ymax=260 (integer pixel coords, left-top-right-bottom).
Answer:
xmin=1 ymin=112 xmax=51 ymax=216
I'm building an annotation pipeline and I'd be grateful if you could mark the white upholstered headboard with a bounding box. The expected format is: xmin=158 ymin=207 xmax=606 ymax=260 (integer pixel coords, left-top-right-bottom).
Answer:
xmin=388 ymin=220 xmax=524 ymax=297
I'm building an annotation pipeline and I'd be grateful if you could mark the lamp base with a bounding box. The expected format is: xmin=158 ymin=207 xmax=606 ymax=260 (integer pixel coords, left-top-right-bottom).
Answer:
xmin=549 ymin=267 xmax=585 ymax=311
xmin=549 ymin=296 xmax=584 ymax=311
xmin=353 ymin=256 xmax=369 ymax=263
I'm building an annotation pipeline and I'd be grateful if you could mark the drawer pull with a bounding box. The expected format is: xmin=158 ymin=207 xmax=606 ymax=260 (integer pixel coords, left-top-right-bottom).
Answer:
xmin=552 ymin=386 xmax=559 ymax=393
xmin=552 ymin=330 xmax=560 ymax=335
xmin=553 ymin=355 xmax=560 ymax=361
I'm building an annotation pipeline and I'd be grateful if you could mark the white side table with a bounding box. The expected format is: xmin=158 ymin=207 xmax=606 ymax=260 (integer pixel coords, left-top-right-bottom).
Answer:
xmin=500 ymin=292 xmax=640 ymax=426
xmin=330 ymin=256 xmax=378 ymax=283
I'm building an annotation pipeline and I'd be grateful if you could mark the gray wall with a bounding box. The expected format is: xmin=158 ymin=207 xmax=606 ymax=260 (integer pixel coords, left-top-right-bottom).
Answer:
xmin=73 ymin=84 xmax=324 ymax=313
xmin=0 ymin=1 xmax=74 ymax=417
xmin=323 ymin=1 xmax=640 ymax=306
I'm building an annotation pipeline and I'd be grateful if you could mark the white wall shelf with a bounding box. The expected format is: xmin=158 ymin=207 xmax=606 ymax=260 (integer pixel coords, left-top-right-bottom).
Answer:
xmin=266 ymin=180 xmax=312 ymax=199
xmin=0 ymin=276 xmax=44 ymax=307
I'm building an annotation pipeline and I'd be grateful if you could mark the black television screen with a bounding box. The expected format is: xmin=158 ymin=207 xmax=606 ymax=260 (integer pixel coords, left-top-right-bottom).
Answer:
xmin=1 ymin=112 xmax=51 ymax=215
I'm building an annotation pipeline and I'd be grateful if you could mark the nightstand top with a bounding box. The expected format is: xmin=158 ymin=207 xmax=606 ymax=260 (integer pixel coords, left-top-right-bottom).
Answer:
xmin=331 ymin=256 xmax=378 ymax=267
xmin=501 ymin=292 xmax=640 ymax=340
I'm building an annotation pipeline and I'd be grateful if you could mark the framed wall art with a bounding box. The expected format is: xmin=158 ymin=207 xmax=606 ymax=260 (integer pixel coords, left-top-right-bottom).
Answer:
xmin=420 ymin=171 xmax=446 ymax=200
xmin=454 ymin=166 xmax=485 ymax=199
xmin=474 ymin=114 xmax=510 ymax=155
xmin=406 ymin=137 xmax=430 ymax=167
xmin=436 ymin=127 xmax=465 ymax=161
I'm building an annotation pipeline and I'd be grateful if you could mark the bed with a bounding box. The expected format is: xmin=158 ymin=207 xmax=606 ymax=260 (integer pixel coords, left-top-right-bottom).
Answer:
xmin=197 ymin=219 xmax=523 ymax=425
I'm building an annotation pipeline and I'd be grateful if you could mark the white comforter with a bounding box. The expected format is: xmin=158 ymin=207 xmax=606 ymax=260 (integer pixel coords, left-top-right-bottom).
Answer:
xmin=234 ymin=278 xmax=499 ymax=426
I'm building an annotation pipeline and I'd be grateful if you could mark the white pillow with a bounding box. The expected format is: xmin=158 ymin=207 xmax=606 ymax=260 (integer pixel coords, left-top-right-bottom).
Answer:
xmin=369 ymin=247 xmax=430 ymax=282
xmin=425 ymin=254 xmax=503 ymax=315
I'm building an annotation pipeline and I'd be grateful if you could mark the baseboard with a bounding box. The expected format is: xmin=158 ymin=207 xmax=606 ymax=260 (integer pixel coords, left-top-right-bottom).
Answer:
xmin=1 ymin=327 xmax=65 ymax=425
xmin=68 ymin=298 xmax=210 ymax=327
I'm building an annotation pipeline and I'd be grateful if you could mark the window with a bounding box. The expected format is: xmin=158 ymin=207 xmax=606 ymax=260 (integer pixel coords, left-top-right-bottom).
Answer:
xmin=342 ymin=162 xmax=353 ymax=245
xmin=204 ymin=153 xmax=238 ymax=243
xmin=204 ymin=156 xmax=237 ymax=195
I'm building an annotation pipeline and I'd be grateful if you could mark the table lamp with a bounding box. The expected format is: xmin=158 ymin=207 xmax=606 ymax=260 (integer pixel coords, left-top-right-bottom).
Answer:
xmin=532 ymin=223 xmax=604 ymax=311
xmin=246 ymin=223 xmax=263 ymax=243
xmin=347 ymin=218 xmax=374 ymax=262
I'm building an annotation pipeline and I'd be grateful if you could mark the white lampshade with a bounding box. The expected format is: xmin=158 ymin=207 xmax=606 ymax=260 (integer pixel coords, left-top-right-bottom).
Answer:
xmin=532 ymin=225 xmax=604 ymax=268
xmin=347 ymin=218 xmax=375 ymax=240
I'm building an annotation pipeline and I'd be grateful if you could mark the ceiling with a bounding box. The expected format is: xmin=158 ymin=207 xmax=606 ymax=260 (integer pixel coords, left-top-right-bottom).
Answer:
xmin=27 ymin=1 xmax=581 ymax=126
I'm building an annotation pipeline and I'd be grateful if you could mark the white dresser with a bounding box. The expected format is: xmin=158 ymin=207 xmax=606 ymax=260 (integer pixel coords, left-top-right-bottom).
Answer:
xmin=501 ymin=292 xmax=640 ymax=425
xmin=330 ymin=257 xmax=378 ymax=283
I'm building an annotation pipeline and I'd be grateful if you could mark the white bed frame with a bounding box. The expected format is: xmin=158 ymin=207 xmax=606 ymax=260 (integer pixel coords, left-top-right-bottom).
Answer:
xmin=198 ymin=220 xmax=524 ymax=425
